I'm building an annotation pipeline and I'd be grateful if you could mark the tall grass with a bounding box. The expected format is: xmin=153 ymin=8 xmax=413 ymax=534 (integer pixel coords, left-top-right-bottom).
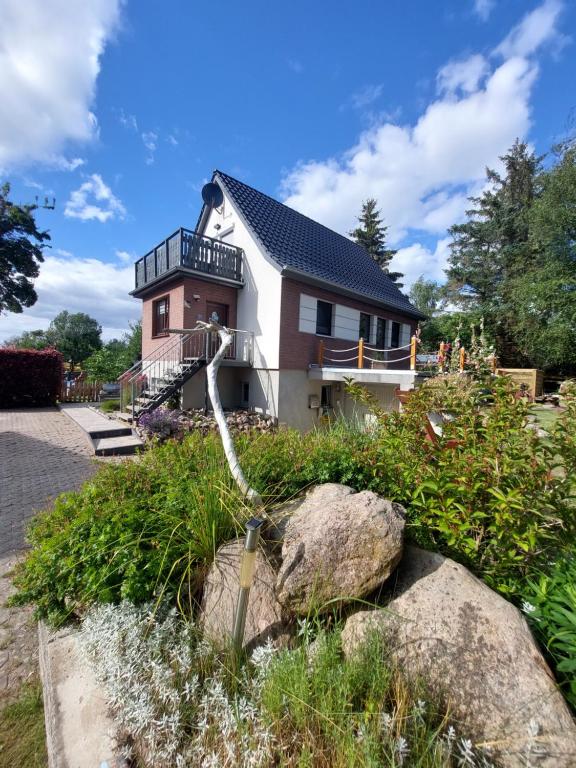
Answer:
xmin=12 ymin=432 xmax=251 ymax=625
xmin=79 ymin=601 xmax=490 ymax=768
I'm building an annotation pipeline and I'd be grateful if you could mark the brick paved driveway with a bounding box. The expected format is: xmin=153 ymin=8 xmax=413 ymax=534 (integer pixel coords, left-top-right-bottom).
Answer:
xmin=0 ymin=407 xmax=98 ymax=557
xmin=0 ymin=407 xmax=101 ymax=702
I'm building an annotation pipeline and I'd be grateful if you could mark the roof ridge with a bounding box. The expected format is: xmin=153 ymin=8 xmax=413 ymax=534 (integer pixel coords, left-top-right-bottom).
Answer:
xmin=214 ymin=169 xmax=370 ymax=259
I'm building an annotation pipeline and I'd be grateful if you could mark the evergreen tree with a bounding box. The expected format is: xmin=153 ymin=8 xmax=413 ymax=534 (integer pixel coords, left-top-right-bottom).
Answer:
xmin=445 ymin=140 xmax=541 ymax=363
xmin=350 ymin=199 xmax=403 ymax=284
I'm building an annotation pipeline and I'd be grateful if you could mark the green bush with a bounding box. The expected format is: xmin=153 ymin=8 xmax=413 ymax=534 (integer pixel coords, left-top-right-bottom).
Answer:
xmin=12 ymin=433 xmax=246 ymax=625
xmin=13 ymin=377 xmax=576 ymax=629
xmin=346 ymin=374 xmax=576 ymax=596
xmin=99 ymin=399 xmax=120 ymax=413
xmin=522 ymin=554 xmax=576 ymax=709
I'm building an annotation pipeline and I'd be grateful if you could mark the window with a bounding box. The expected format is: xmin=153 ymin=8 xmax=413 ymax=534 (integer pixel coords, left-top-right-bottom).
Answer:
xmin=153 ymin=296 xmax=169 ymax=337
xmin=316 ymin=300 xmax=333 ymax=336
xmin=376 ymin=317 xmax=386 ymax=349
xmin=390 ymin=321 xmax=400 ymax=348
xmin=359 ymin=313 xmax=371 ymax=342
xmin=241 ymin=381 xmax=250 ymax=406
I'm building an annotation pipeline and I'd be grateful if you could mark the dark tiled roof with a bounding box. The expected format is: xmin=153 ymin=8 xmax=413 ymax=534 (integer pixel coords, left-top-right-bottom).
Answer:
xmin=212 ymin=170 xmax=424 ymax=319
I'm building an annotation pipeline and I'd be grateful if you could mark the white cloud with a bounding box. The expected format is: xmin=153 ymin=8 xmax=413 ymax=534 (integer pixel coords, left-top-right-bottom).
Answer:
xmin=0 ymin=253 xmax=140 ymax=343
xmin=142 ymin=131 xmax=158 ymax=165
xmin=0 ymin=0 xmax=122 ymax=172
xmin=281 ymin=2 xmax=564 ymax=287
xmin=65 ymin=174 xmax=126 ymax=223
xmin=473 ymin=0 xmax=495 ymax=22
xmin=394 ymin=238 xmax=452 ymax=290
xmin=495 ymin=0 xmax=565 ymax=58
xmin=346 ymin=84 xmax=384 ymax=111
xmin=438 ymin=54 xmax=489 ymax=95
xmin=119 ymin=110 xmax=138 ymax=132
xmin=115 ymin=249 xmax=135 ymax=264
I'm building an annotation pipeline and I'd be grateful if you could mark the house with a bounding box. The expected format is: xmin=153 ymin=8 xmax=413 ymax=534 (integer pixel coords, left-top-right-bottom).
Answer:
xmin=129 ymin=171 xmax=426 ymax=430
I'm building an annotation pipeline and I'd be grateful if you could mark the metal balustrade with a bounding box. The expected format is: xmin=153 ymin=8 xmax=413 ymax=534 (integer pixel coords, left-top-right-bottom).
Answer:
xmin=134 ymin=228 xmax=244 ymax=290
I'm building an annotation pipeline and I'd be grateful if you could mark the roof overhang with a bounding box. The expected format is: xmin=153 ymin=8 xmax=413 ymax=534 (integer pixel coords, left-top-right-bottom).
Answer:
xmin=130 ymin=266 xmax=244 ymax=299
xmin=281 ymin=266 xmax=427 ymax=321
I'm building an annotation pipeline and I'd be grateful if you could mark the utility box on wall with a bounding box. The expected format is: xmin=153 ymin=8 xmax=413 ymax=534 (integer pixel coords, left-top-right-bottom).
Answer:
xmin=308 ymin=394 xmax=320 ymax=409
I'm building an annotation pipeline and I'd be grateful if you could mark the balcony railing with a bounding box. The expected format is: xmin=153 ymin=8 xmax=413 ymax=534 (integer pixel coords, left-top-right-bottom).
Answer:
xmin=134 ymin=228 xmax=243 ymax=290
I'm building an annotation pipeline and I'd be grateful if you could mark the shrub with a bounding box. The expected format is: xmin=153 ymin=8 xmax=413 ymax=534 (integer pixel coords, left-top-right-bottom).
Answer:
xmin=79 ymin=601 xmax=489 ymax=768
xmin=12 ymin=432 xmax=246 ymax=625
xmin=522 ymin=554 xmax=576 ymax=709
xmin=139 ymin=408 xmax=182 ymax=440
xmin=99 ymin=399 xmax=120 ymax=413
xmin=0 ymin=347 xmax=63 ymax=407
xmin=346 ymin=374 xmax=576 ymax=596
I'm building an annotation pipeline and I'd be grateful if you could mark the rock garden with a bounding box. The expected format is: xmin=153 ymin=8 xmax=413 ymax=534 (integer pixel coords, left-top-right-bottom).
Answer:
xmin=10 ymin=374 xmax=576 ymax=767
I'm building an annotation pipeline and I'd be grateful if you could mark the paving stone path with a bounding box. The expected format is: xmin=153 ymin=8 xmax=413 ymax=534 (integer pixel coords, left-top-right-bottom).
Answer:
xmin=0 ymin=407 xmax=102 ymax=703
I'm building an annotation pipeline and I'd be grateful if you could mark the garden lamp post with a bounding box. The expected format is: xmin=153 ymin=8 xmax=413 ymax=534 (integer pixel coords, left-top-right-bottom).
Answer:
xmin=233 ymin=517 xmax=263 ymax=651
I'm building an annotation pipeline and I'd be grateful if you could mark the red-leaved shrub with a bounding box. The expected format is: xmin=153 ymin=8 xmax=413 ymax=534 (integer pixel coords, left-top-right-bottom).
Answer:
xmin=0 ymin=348 xmax=64 ymax=407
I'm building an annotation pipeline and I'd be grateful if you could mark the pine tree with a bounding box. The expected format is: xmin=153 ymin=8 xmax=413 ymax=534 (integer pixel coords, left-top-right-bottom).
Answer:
xmin=350 ymin=199 xmax=403 ymax=284
xmin=445 ymin=140 xmax=541 ymax=362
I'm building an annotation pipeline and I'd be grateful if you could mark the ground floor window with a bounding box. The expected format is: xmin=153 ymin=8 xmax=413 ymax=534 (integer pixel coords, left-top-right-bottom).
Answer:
xmin=152 ymin=296 xmax=169 ymax=337
xmin=241 ymin=381 xmax=250 ymax=407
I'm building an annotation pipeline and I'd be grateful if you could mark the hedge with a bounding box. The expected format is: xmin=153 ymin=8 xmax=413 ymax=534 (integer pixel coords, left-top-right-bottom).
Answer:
xmin=0 ymin=348 xmax=64 ymax=407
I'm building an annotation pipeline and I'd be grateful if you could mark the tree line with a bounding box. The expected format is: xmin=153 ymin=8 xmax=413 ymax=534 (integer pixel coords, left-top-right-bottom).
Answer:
xmin=352 ymin=138 xmax=576 ymax=372
xmin=3 ymin=312 xmax=141 ymax=381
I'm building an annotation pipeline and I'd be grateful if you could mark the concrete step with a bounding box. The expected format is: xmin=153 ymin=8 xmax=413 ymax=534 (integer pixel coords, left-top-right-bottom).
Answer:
xmin=60 ymin=404 xmax=144 ymax=456
xmin=60 ymin=405 xmax=133 ymax=439
xmin=93 ymin=435 xmax=144 ymax=456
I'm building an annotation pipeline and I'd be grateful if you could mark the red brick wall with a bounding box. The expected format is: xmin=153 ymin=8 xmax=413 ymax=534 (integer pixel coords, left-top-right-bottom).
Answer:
xmin=279 ymin=277 xmax=418 ymax=370
xmin=141 ymin=277 xmax=238 ymax=359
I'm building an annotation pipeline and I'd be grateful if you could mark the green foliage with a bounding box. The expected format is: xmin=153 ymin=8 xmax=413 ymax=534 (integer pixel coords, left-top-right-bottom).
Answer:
xmin=445 ymin=138 xmax=576 ymax=370
xmin=259 ymin=627 xmax=459 ymax=767
xmin=0 ymin=183 xmax=50 ymax=314
xmin=522 ymin=554 xmax=576 ymax=708
xmin=346 ymin=375 xmax=576 ymax=595
xmin=46 ymin=310 xmax=102 ymax=367
xmin=3 ymin=328 xmax=51 ymax=350
xmin=349 ymin=198 xmax=403 ymax=284
xmin=408 ymin=276 xmax=444 ymax=317
xmin=0 ymin=680 xmax=47 ymax=768
xmin=99 ymin=399 xmax=120 ymax=413
xmin=84 ymin=347 xmax=128 ymax=382
xmin=84 ymin=321 xmax=142 ymax=381
xmin=12 ymin=432 xmax=245 ymax=625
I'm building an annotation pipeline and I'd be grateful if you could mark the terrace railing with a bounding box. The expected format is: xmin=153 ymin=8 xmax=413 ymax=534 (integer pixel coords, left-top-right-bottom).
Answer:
xmin=134 ymin=229 xmax=243 ymax=290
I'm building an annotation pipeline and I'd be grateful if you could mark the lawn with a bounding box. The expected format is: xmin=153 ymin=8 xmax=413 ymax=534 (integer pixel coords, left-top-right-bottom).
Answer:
xmin=0 ymin=680 xmax=47 ymax=768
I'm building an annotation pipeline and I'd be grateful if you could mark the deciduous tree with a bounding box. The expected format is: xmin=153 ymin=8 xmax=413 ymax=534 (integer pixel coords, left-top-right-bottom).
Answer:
xmin=0 ymin=183 xmax=50 ymax=314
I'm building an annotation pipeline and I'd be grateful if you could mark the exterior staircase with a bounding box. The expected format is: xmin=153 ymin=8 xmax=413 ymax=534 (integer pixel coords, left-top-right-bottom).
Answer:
xmin=120 ymin=329 xmax=253 ymax=422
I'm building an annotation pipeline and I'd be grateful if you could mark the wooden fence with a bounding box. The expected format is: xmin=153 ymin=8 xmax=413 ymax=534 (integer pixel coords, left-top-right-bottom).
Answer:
xmin=59 ymin=381 xmax=103 ymax=403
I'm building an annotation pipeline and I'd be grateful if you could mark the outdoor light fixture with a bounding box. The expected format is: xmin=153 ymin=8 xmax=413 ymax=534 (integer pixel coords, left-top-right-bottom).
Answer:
xmin=232 ymin=517 xmax=263 ymax=650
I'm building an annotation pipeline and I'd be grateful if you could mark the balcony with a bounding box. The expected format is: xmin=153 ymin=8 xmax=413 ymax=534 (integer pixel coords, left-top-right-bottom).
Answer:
xmin=134 ymin=228 xmax=243 ymax=292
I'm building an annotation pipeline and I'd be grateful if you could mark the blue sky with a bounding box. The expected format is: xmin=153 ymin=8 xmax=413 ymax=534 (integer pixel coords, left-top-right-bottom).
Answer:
xmin=0 ymin=0 xmax=574 ymax=341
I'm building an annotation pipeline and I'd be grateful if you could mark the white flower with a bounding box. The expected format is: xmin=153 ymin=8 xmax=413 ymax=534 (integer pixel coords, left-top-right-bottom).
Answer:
xmin=522 ymin=601 xmax=536 ymax=614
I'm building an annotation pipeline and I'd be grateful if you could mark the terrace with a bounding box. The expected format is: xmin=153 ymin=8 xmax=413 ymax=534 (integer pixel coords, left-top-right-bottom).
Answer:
xmin=133 ymin=228 xmax=244 ymax=294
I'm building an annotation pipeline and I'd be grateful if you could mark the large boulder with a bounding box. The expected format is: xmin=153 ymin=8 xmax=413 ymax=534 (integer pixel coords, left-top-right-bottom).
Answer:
xmin=201 ymin=539 xmax=290 ymax=650
xmin=341 ymin=547 xmax=576 ymax=768
xmin=275 ymin=486 xmax=405 ymax=614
